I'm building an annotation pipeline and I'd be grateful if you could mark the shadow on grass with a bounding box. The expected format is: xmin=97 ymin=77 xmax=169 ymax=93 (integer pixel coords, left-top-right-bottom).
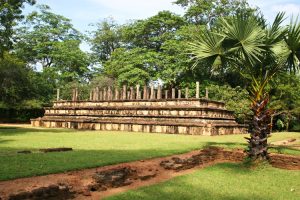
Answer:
xmin=0 ymin=139 xmax=14 ymax=144
xmin=0 ymin=147 xmax=199 ymax=181
xmin=0 ymin=126 xmax=75 ymax=136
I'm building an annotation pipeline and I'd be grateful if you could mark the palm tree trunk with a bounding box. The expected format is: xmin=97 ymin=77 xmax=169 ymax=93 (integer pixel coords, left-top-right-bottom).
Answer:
xmin=246 ymin=94 xmax=272 ymax=160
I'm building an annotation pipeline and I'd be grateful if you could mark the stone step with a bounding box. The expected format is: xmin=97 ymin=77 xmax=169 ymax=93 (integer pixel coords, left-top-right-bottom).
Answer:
xmin=46 ymin=106 xmax=231 ymax=112
xmin=52 ymin=98 xmax=225 ymax=109
xmin=44 ymin=108 xmax=234 ymax=119
xmin=31 ymin=118 xmax=247 ymax=135
xmin=37 ymin=117 xmax=241 ymax=127
xmin=44 ymin=113 xmax=235 ymax=120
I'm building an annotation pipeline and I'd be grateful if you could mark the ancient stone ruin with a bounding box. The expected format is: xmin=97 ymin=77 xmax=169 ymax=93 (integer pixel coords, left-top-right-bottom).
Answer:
xmin=31 ymin=82 xmax=247 ymax=135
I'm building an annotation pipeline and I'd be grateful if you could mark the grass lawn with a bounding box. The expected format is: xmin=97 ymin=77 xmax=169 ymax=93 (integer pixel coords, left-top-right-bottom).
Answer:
xmin=0 ymin=125 xmax=299 ymax=181
xmin=106 ymin=162 xmax=300 ymax=200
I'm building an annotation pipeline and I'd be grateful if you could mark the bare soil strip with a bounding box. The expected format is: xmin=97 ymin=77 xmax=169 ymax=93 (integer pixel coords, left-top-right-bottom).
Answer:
xmin=0 ymin=148 xmax=299 ymax=200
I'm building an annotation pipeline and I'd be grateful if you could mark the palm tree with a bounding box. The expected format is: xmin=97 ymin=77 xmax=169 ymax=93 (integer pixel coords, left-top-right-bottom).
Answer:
xmin=189 ymin=12 xmax=300 ymax=160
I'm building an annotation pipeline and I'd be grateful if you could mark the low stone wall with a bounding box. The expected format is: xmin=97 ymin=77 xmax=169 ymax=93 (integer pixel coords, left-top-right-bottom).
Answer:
xmin=160 ymin=147 xmax=300 ymax=171
xmin=269 ymin=154 xmax=300 ymax=170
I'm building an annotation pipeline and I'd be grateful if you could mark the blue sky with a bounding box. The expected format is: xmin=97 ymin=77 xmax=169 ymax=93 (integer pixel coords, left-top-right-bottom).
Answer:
xmin=23 ymin=0 xmax=300 ymax=52
xmin=25 ymin=0 xmax=300 ymax=34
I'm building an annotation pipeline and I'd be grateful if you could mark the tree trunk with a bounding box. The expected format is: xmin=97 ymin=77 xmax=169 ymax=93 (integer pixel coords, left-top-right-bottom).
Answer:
xmin=246 ymin=94 xmax=272 ymax=160
xmin=286 ymin=112 xmax=290 ymax=131
xmin=270 ymin=115 xmax=273 ymax=133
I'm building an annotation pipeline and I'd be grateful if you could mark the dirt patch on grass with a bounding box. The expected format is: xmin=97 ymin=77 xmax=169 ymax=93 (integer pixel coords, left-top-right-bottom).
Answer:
xmin=0 ymin=148 xmax=299 ymax=200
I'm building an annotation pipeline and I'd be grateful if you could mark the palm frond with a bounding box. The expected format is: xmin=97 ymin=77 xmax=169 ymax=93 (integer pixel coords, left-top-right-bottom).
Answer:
xmin=188 ymin=30 xmax=226 ymax=70
xmin=219 ymin=13 xmax=266 ymax=66
xmin=266 ymin=12 xmax=286 ymax=45
xmin=285 ymin=16 xmax=300 ymax=72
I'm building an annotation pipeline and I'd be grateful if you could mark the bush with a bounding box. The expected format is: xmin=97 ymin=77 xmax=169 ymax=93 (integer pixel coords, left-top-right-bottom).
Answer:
xmin=206 ymin=84 xmax=251 ymax=123
xmin=0 ymin=108 xmax=44 ymax=123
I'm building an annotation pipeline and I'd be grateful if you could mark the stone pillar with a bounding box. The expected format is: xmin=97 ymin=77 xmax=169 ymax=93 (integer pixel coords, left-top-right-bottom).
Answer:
xmin=103 ymin=88 xmax=107 ymax=100
xmin=185 ymin=87 xmax=189 ymax=98
xmin=72 ymin=88 xmax=75 ymax=101
xmin=89 ymin=90 xmax=93 ymax=101
xmin=122 ymin=85 xmax=127 ymax=100
xmin=143 ymin=86 xmax=148 ymax=99
xmin=129 ymin=87 xmax=133 ymax=99
xmin=178 ymin=89 xmax=181 ymax=99
xmin=92 ymin=88 xmax=95 ymax=101
xmin=99 ymin=90 xmax=103 ymax=101
xmin=150 ymin=85 xmax=155 ymax=99
xmin=196 ymin=81 xmax=200 ymax=98
xmin=115 ymin=88 xmax=119 ymax=100
xmin=172 ymin=88 xmax=175 ymax=99
xmin=127 ymin=91 xmax=130 ymax=100
xmin=108 ymin=87 xmax=112 ymax=100
xmin=95 ymin=87 xmax=99 ymax=101
xmin=56 ymin=88 xmax=60 ymax=101
xmin=165 ymin=90 xmax=168 ymax=99
xmin=136 ymin=85 xmax=140 ymax=99
xmin=75 ymin=88 xmax=79 ymax=101
xmin=205 ymin=87 xmax=209 ymax=99
xmin=157 ymin=85 xmax=162 ymax=99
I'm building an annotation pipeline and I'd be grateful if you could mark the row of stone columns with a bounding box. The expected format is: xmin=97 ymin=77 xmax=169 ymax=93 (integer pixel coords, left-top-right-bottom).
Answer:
xmin=66 ymin=81 xmax=209 ymax=101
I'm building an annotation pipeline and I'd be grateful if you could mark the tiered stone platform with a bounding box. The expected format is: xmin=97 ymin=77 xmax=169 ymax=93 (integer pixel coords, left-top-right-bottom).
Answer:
xmin=31 ymin=98 xmax=247 ymax=135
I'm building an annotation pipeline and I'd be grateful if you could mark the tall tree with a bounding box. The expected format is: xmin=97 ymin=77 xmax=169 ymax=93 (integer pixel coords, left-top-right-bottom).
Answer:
xmin=0 ymin=52 xmax=31 ymax=105
xmin=188 ymin=12 xmax=300 ymax=159
xmin=0 ymin=0 xmax=35 ymax=56
xmin=15 ymin=5 xmax=89 ymax=84
xmin=93 ymin=11 xmax=188 ymax=87
xmin=174 ymin=0 xmax=255 ymax=26
xmin=270 ymin=74 xmax=300 ymax=131
xmin=104 ymin=48 xmax=156 ymax=86
xmin=123 ymin=11 xmax=186 ymax=51
xmin=90 ymin=18 xmax=122 ymax=63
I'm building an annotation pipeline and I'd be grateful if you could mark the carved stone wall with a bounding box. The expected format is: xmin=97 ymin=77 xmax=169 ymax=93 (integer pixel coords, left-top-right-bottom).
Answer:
xmin=31 ymin=98 xmax=247 ymax=135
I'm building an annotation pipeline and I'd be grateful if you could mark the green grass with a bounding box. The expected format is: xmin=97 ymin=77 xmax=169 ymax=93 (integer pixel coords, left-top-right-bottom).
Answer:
xmin=106 ymin=163 xmax=300 ymax=200
xmin=0 ymin=126 xmax=299 ymax=181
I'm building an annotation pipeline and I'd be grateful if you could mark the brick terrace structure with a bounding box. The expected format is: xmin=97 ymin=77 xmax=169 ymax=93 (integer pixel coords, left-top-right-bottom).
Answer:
xmin=31 ymin=83 xmax=247 ymax=135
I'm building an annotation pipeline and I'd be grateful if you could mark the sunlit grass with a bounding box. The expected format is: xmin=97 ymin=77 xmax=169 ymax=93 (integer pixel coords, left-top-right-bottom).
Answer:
xmin=106 ymin=163 xmax=300 ymax=200
xmin=0 ymin=125 xmax=299 ymax=180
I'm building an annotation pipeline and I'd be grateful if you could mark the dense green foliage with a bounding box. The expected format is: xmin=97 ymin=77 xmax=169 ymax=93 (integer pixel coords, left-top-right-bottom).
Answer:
xmin=0 ymin=0 xmax=299 ymax=131
xmin=0 ymin=126 xmax=299 ymax=180
xmin=174 ymin=0 xmax=255 ymax=25
xmin=0 ymin=0 xmax=35 ymax=56
xmin=107 ymin=163 xmax=300 ymax=200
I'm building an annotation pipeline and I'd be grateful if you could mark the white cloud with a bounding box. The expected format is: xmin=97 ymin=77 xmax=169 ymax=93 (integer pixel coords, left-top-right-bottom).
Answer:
xmin=272 ymin=3 xmax=300 ymax=16
xmin=248 ymin=0 xmax=300 ymax=24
